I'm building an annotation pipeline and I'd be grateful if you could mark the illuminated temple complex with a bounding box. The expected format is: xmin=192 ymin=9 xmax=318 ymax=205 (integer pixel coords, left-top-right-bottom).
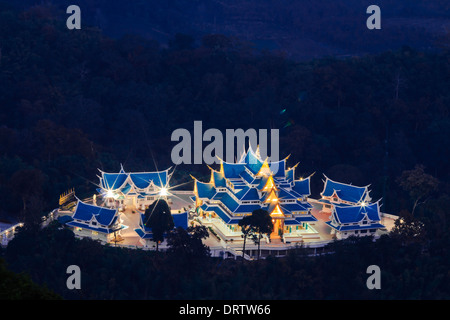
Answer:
xmin=192 ymin=147 xmax=320 ymax=243
xmin=97 ymin=165 xmax=171 ymax=210
xmin=57 ymin=165 xmax=188 ymax=246
xmin=53 ymin=154 xmax=388 ymax=250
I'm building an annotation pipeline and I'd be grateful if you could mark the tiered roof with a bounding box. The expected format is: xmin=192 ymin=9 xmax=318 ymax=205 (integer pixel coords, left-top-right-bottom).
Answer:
xmin=97 ymin=165 xmax=171 ymax=199
xmin=193 ymin=147 xmax=316 ymax=225
xmin=325 ymin=202 xmax=385 ymax=232
xmin=320 ymin=175 xmax=370 ymax=204
xmin=66 ymin=200 xmax=123 ymax=234
xmin=135 ymin=210 xmax=189 ymax=239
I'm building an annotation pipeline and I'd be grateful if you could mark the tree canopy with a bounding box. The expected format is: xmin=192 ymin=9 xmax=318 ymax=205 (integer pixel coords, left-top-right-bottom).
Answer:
xmin=144 ymin=199 xmax=174 ymax=251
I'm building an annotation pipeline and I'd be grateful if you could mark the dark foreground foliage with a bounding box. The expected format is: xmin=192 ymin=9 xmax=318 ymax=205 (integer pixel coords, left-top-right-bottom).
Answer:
xmin=2 ymin=216 xmax=448 ymax=300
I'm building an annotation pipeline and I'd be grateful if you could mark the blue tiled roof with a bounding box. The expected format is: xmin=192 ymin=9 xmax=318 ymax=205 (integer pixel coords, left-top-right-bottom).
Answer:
xmin=196 ymin=181 xmax=217 ymax=199
xmin=244 ymin=150 xmax=264 ymax=174
xmin=100 ymin=169 xmax=169 ymax=191
xmin=278 ymin=188 xmax=297 ymax=200
xmin=230 ymin=181 xmax=247 ymax=188
xmin=220 ymin=193 xmax=240 ymax=212
xmin=270 ymin=159 xmax=286 ymax=177
xmin=286 ymin=167 xmax=294 ymax=181
xmin=277 ymin=182 xmax=292 ymax=189
xmin=256 ymin=176 xmax=269 ymax=190
xmin=103 ymin=173 xmax=127 ymax=190
xmin=239 ymin=170 xmax=255 ymax=184
xmin=172 ymin=211 xmax=188 ymax=229
xmin=136 ymin=211 xmax=189 ymax=239
xmin=293 ymin=178 xmax=311 ymax=196
xmin=121 ymin=183 xmax=132 ymax=195
xmin=235 ymin=186 xmax=249 ymax=199
xmin=235 ymin=187 xmax=260 ymax=201
xmin=284 ymin=219 xmax=301 ymax=225
xmin=295 ymin=215 xmax=317 ymax=222
xmin=202 ymin=204 xmax=240 ymax=224
xmin=283 ymin=216 xmax=317 ymax=224
xmin=72 ymin=201 xmax=118 ymax=226
xmin=130 ymin=171 xmax=167 ymax=189
xmin=333 ymin=202 xmax=381 ymax=224
xmin=233 ymin=204 xmax=261 ymax=213
xmin=322 ymin=178 xmax=367 ymax=203
xmin=213 ymin=171 xmax=227 ymax=187
xmin=211 ymin=191 xmax=229 ymax=201
xmin=280 ymin=202 xmax=309 ymax=213
xmin=325 ymin=221 xmax=385 ymax=232
xmin=135 ymin=228 xmax=152 ymax=239
xmin=196 ymin=148 xmax=314 ymax=228
xmin=222 ymin=162 xmax=245 ymax=179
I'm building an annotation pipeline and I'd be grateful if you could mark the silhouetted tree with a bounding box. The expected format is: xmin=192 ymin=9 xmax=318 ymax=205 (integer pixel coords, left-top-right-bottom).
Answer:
xmin=144 ymin=199 xmax=174 ymax=251
xmin=238 ymin=214 xmax=256 ymax=260
xmin=397 ymin=165 xmax=439 ymax=215
xmin=166 ymin=226 xmax=210 ymax=268
xmin=249 ymin=209 xmax=273 ymax=260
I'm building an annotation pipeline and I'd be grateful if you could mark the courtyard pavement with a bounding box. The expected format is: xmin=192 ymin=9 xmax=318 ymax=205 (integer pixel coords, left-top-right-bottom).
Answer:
xmin=110 ymin=194 xmax=398 ymax=250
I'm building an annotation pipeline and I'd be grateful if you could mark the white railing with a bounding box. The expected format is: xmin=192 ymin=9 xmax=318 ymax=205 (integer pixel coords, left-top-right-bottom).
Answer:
xmin=0 ymin=223 xmax=24 ymax=236
xmin=170 ymin=190 xmax=194 ymax=195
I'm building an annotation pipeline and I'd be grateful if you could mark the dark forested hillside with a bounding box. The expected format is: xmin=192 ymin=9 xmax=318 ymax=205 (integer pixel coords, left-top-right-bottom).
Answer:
xmin=0 ymin=4 xmax=449 ymax=224
xmin=4 ymin=0 xmax=450 ymax=60
xmin=0 ymin=3 xmax=449 ymax=301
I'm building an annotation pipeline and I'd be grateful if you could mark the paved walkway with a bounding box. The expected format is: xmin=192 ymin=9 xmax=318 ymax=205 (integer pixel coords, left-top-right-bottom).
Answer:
xmin=105 ymin=195 xmax=398 ymax=251
xmin=116 ymin=209 xmax=143 ymax=247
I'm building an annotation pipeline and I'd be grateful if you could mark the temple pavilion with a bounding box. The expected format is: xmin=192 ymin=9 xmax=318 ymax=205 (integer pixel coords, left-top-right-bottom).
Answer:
xmin=317 ymin=175 xmax=385 ymax=239
xmin=97 ymin=165 xmax=172 ymax=210
xmin=64 ymin=200 xmax=126 ymax=243
xmin=192 ymin=147 xmax=319 ymax=243
xmin=325 ymin=202 xmax=385 ymax=239
xmin=318 ymin=175 xmax=372 ymax=213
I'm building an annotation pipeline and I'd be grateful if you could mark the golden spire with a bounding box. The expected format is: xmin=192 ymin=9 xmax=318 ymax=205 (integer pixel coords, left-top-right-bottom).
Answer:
xmin=264 ymin=188 xmax=279 ymax=203
xmin=262 ymin=175 xmax=277 ymax=192
xmin=257 ymin=158 xmax=271 ymax=176
xmin=270 ymin=203 xmax=284 ymax=216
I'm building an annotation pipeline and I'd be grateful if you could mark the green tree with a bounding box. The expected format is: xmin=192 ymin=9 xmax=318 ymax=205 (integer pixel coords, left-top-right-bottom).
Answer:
xmin=9 ymin=168 xmax=46 ymax=220
xmin=144 ymin=199 xmax=174 ymax=251
xmin=238 ymin=214 xmax=256 ymax=260
xmin=391 ymin=210 xmax=427 ymax=245
xmin=166 ymin=226 xmax=210 ymax=269
xmin=0 ymin=258 xmax=60 ymax=300
xmin=397 ymin=165 xmax=439 ymax=215
xmin=249 ymin=209 xmax=273 ymax=260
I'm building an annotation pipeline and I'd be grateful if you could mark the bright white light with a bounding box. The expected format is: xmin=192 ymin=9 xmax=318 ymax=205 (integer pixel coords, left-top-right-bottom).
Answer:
xmin=106 ymin=190 xmax=115 ymax=198
xmin=159 ymin=187 xmax=168 ymax=196
xmin=361 ymin=201 xmax=367 ymax=207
